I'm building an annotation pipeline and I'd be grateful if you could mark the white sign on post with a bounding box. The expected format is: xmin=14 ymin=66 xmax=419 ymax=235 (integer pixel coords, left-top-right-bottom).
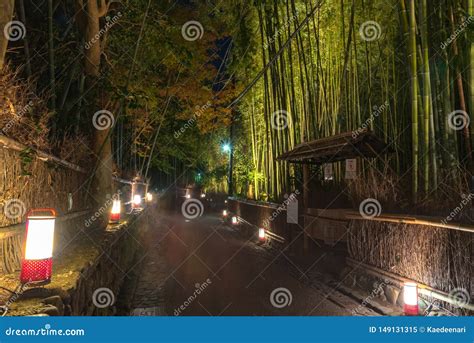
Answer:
xmin=345 ymin=159 xmax=357 ymax=179
xmin=286 ymin=197 xmax=298 ymax=224
xmin=323 ymin=163 xmax=334 ymax=181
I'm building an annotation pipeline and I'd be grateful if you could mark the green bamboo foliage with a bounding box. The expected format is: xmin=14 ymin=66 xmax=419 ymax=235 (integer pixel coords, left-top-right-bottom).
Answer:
xmin=226 ymin=0 xmax=473 ymax=204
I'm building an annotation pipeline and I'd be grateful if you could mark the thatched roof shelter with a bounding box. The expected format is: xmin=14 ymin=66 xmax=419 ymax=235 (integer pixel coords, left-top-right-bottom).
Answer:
xmin=277 ymin=129 xmax=393 ymax=164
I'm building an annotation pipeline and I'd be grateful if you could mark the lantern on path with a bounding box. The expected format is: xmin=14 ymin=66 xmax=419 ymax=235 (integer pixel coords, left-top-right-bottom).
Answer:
xmin=258 ymin=228 xmax=266 ymax=241
xmin=110 ymin=199 xmax=121 ymax=223
xmin=231 ymin=216 xmax=238 ymax=225
xmin=132 ymin=194 xmax=142 ymax=209
xmin=146 ymin=192 xmax=153 ymax=202
xmin=222 ymin=209 xmax=228 ymax=217
xmin=20 ymin=209 xmax=56 ymax=285
xmin=403 ymin=282 xmax=419 ymax=316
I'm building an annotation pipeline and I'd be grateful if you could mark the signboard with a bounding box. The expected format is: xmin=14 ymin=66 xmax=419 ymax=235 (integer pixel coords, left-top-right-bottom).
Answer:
xmin=323 ymin=163 xmax=334 ymax=181
xmin=345 ymin=159 xmax=357 ymax=179
xmin=287 ymin=197 xmax=298 ymax=224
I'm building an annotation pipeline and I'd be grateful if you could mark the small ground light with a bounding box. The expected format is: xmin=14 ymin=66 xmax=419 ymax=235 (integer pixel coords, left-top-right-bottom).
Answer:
xmin=258 ymin=228 xmax=266 ymax=241
xmin=146 ymin=192 xmax=153 ymax=202
xmin=20 ymin=209 xmax=56 ymax=285
xmin=201 ymin=193 xmax=206 ymax=198
xmin=110 ymin=199 xmax=121 ymax=223
xmin=403 ymin=282 xmax=419 ymax=316
xmin=224 ymin=200 xmax=228 ymax=204
xmin=222 ymin=209 xmax=228 ymax=217
xmin=185 ymin=194 xmax=191 ymax=199
xmin=231 ymin=216 xmax=238 ymax=225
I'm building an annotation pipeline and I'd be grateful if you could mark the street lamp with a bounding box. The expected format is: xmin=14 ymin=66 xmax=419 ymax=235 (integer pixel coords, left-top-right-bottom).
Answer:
xmin=20 ymin=209 xmax=56 ymax=285
xmin=222 ymin=143 xmax=231 ymax=153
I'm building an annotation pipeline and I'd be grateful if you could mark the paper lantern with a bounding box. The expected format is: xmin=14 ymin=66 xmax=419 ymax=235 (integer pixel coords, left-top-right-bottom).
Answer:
xmin=20 ymin=209 xmax=56 ymax=285
xmin=403 ymin=282 xmax=419 ymax=316
xmin=258 ymin=228 xmax=266 ymax=241
xmin=110 ymin=199 xmax=121 ymax=223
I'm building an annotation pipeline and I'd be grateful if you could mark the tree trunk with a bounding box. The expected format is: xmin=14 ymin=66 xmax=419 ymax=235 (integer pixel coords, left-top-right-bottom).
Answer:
xmin=0 ymin=0 xmax=15 ymax=69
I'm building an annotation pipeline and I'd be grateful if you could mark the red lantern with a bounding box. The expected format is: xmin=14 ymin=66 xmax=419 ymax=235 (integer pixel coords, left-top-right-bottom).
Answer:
xmin=231 ymin=216 xmax=238 ymax=225
xmin=222 ymin=209 xmax=228 ymax=217
xmin=110 ymin=199 xmax=121 ymax=223
xmin=403 ymin=282 xmax=419 ymax=316
xmin=20 ymin=209 xmax=56 ymax=285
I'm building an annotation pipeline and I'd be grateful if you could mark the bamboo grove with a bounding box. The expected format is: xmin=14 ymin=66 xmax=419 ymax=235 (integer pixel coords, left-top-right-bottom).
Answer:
xmin=218 ymin=0 xmax=474 ymax=208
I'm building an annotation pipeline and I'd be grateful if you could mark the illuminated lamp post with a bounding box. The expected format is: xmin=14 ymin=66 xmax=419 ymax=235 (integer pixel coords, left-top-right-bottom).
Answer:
xmin=110 ymin=199 xmax=121 ymax=224
xmin=403 ymin=282 xmax=419 ymax=316
xmin=20 ymin=209 xmax=56 ymax=285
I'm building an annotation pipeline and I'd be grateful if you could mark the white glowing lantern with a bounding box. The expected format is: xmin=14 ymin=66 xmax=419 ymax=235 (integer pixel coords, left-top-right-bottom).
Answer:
xmin=403 ymin=282 xmax=419 ymax=316
xmin=258 ymin=228 xmax=266 ymax=241
xmin=146 ymin=192 xmax=153 ymax=202
xmin=185 ymin=194 xmax=191 ymax=199
xmin=201 ymin=193 xmax=206 ymax=198
xmin=232 ymin=216 xmax=238 ymax=225
xmin=110 ymin=199 xmax=121 ymax=223
xmin=20 ymin=209 xmax=56 ymax=285
xmin=133 ymin=194 xmax=142 ymax=208
xmin=222 ymin=209 xmax=228 ymax=217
